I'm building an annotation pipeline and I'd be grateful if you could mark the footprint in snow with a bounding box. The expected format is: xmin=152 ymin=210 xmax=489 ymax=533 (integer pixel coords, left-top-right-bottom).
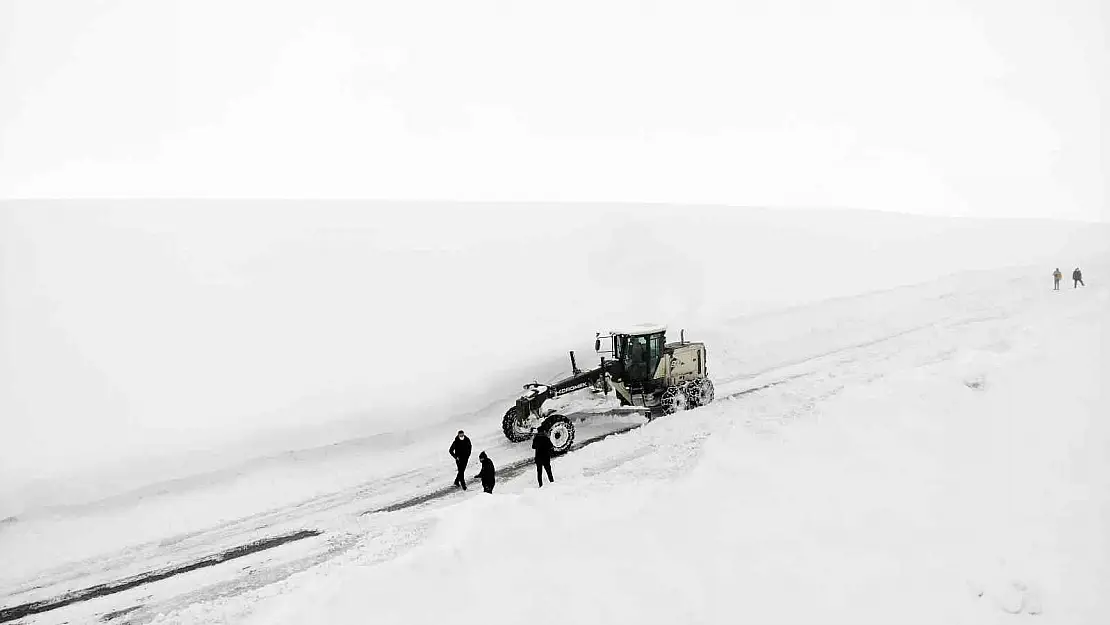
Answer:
xmin=973 ymin=579 xmax=1042 ymax=616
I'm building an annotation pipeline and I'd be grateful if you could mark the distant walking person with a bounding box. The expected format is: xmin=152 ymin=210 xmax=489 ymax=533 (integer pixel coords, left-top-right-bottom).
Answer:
xmin=449 ymin=430 xmax=472 ymax=490
xmin=1053 ymin=268 xmax=1062 ymax=290
xmin=475 ymin=451 xmax=496 ymax=493
xmin=532 ymin=430 xmax=555 ymax=487
xmin=1072 ymin=267 xmax=1085 ymax=288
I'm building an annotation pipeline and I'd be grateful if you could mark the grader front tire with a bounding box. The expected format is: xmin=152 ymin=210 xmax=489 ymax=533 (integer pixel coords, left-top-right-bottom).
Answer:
xmin=540 ymin=414 xmax=575 ymax=455
xmin=502 ymin=406 xmax=533 ymax=443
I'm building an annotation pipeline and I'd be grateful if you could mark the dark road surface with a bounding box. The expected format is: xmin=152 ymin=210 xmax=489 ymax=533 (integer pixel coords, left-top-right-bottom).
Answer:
xmin=0 ymin=531 xmax=321 ymax=623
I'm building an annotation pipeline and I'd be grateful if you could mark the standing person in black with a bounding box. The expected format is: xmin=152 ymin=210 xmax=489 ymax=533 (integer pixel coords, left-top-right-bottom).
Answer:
xmin=475 ymin=451 xmax=496 ymax=493
xmin=1073 ymin=267 xmax=1085 ymax=288
xmin=532 ymin=430 xmax=554 ymax=487
xmin=449 ymin=430 xmax=472 ymax=490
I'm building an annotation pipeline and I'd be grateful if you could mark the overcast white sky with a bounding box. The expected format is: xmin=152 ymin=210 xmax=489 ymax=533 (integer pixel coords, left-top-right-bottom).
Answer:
xmin=0 ymin=0 xmax=1105 ymax=220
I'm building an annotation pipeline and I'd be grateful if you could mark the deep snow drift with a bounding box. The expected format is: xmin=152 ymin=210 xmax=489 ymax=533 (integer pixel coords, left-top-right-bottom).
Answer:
xmin=2 ymin=203 xmax=1107 ymax=521
xmin=2 ymin=254 xmax=1106 ymax=625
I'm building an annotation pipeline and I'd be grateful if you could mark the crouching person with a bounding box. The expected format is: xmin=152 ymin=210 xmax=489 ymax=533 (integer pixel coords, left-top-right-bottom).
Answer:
xmin=476 ymin=451 xmax=496 ymax=493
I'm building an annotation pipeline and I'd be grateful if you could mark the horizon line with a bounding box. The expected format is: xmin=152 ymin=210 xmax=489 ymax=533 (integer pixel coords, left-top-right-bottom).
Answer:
xmin=1 ymin=198 xmax=1105 ymax=225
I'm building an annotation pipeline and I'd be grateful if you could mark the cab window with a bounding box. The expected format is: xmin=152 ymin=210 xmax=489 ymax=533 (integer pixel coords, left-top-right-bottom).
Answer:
xmin=648 ymin=333 xmax=664 ymax=363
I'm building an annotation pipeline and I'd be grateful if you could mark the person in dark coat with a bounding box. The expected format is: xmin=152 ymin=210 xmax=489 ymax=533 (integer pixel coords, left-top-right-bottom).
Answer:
xmin=1053 ymin=268 xmax=1062 ymax=290
xmin=449 ymin=430 xmax=472 ymax=489
xmin=1072 ymin=267 xmax=1085 ymax=288
xmin=532 ymin=430 xmax=554 ymax=487
xmin=475 ymin=451 xmax=496 ymax=493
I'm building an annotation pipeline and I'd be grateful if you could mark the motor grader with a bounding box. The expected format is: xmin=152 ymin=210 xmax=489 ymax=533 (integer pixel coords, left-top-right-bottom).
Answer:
xmin=501 ymin=324 xmax=715 ymax=455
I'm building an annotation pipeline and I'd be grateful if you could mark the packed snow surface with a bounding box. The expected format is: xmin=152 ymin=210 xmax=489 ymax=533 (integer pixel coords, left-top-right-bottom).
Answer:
xmin=2 ymin=258 xmax=1106 ymax=625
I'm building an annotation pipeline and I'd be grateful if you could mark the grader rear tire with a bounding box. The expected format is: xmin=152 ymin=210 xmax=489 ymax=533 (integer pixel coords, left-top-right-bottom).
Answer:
xmin=661 ymin=386 xmax=689 ymax=415
xmin=699 ymin=378 xmax=715 ymax=405
xmin=685 ymin=378 xmax=715 ymax=407
xmin=539 ymin=414 xmax=575 ymax=455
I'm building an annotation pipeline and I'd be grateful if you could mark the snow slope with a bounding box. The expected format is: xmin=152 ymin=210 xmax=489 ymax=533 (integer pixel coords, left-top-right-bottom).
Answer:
xmin=239 ymin=267 xmax=1110 ymax=625
xmin=4 ymin=257 xmax=1106 ymax=625
xmin=3 ymin=203 xmax=1107 ymax=521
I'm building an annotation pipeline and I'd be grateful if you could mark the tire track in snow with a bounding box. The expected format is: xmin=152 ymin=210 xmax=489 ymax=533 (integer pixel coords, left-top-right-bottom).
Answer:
xmin=713 ymin=321 xmax=939 ymax=388
xmin=0 ymin=531 xmax=322 ymax=624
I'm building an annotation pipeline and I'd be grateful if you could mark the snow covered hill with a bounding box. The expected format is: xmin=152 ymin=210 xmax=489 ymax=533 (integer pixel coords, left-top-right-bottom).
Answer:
xmin=2 ymin=255 xmax=1106 ymax=625
xmin=3 ymin=203 xmax=1107 ymax=523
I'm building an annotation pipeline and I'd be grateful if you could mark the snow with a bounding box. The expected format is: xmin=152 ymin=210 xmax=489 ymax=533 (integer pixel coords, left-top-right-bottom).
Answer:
xmin=224 ymin=268 xmax=1106 ymax=625
xmin=3 ymin=245 xmax=1107 ymax=625
xmin=3 ymin=204 xmax=1106 ymax=517
xmin=608 ymin=322 xmax=667 ymax=336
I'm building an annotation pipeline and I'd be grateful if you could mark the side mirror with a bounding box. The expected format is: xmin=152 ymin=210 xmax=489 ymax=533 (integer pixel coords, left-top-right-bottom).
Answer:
xmin=594 ymin=338 xmax=601 ymax=352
